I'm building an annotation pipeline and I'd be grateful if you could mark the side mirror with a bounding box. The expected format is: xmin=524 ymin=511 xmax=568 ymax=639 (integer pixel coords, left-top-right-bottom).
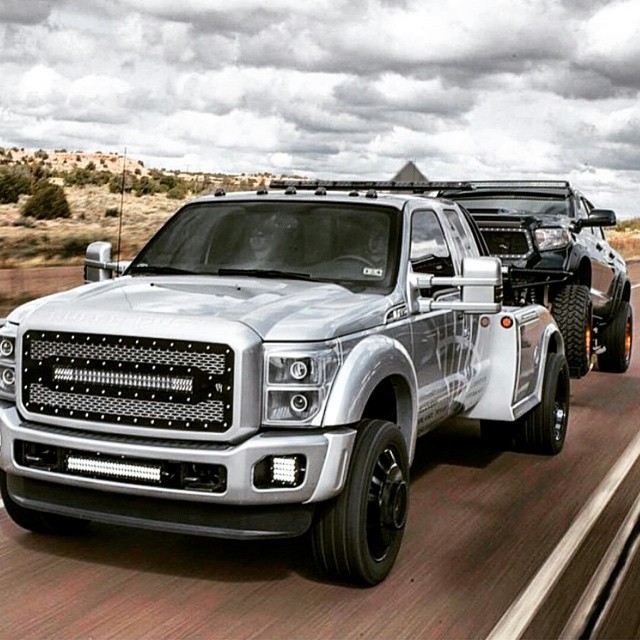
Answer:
xmin=84 ymin=242 xmax=130 ymax=282
xmin=576 ymin=209 xmax=617 ymax=229
xmin=411 ymin=256 xmax=503 ymax=314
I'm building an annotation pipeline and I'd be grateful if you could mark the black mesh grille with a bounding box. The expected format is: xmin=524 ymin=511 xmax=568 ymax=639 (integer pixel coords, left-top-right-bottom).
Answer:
xmin=479 ymin=228 xmax=533 ymax=258
xmin=21 ymin=331 xmax=234 ymax=432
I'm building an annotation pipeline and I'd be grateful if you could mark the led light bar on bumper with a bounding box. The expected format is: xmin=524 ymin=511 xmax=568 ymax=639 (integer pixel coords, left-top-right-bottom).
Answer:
xmin=263 ymin=342 xmax=340 ymax=426
xmin=14 ymin=440 xmax=227 ymax=492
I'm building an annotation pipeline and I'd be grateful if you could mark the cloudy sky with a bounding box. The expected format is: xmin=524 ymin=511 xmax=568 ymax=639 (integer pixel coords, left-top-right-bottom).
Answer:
xmin=1 ymin=0 xmax=639 ymax=217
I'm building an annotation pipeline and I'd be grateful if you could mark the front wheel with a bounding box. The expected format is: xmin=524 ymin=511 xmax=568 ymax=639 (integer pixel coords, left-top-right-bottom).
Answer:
xmin=516 ymin=352 xmax=570 ymax=455
xmin=311 ymin=419 xmax=409 ymax=586
xmin=0 ymin=471 xmax=91 ymax=535
xmin=597 ymin=302 xmax=633 ymax=373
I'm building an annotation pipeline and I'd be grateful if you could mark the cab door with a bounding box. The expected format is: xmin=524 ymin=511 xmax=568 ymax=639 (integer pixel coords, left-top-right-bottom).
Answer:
xmin=409 ymin=208 xmax=477 ymax=434
xmin=578 ymin=197 xmax=616 ymax=312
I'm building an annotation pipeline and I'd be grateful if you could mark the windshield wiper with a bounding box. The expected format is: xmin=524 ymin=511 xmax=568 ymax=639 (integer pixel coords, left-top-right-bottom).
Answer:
xmin=127 ymin=264 xmax=199 ymax=276
xmin=217 ymin=268 xmax=314 ymax=281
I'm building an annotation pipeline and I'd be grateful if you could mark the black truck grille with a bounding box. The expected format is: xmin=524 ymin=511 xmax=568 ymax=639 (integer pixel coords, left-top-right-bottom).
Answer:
xmin=21 ymin=331 xmax=234 ymax=432
xmin=478 ymin=227 xmax=533 ymax=259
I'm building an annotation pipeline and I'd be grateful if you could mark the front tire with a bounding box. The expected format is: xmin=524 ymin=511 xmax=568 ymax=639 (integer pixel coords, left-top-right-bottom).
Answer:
xmin=311 ymin=419 xmax=409 ymax=586
xmin=598 ymin=302 xmax=633 ymax=373
xmin=516 ymin=352 xmax=570 ymax=455
xmin=552 ymin=284 xmax=592 ymax=378
xmin=0 ymin=470 xmax=91 ymax=535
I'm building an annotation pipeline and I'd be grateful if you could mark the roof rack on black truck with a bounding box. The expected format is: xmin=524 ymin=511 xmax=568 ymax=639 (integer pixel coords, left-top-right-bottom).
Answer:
xmin=1 ymin=180 xmax=568 ymax=585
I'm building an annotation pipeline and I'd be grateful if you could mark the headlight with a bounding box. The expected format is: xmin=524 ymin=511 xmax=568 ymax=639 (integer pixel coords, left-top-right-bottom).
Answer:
xmin=534 ymin=228 xmax=571 ymax=251
xmin=0 ymin=337 xmax=14 ymax=358
xmin=0 ymin=325 xmax=17 ymax=401
xmin=263 ymin=342 xmax=341 ymax=426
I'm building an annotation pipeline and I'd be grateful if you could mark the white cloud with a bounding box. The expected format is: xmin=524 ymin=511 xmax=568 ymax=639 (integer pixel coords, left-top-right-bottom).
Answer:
xmin=0 ymin=0 xmax=639 ymax=217
xmin=578 ymin=0 xmax=640 ymax=86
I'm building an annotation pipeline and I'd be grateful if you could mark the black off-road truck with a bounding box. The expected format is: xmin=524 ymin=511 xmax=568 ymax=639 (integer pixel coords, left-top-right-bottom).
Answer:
xmin=439 ymin=180 xmax=632 ymax=378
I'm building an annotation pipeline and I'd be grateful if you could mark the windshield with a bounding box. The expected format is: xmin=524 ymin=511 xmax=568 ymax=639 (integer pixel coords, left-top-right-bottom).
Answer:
xmin=128 ymin=200 xmax=401 ymax=292
xmin=453 ymin=195 xmax=572 ymax=217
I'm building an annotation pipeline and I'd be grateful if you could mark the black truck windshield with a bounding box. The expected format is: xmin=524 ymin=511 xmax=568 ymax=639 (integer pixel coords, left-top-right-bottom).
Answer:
xmin=128 ymin=200 xmax=401 ymax=292
xmin=453 ymin=195 xmax=572 ymax=217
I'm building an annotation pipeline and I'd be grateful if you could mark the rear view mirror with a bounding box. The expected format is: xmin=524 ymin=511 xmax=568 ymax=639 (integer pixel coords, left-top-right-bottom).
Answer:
xmin=577 ymin=209 xmax=617 ymax=228
xmin=84 ymin=242 xmax=130 ymax=282
xmin=411 ymin=256 xmax=503 ymax=314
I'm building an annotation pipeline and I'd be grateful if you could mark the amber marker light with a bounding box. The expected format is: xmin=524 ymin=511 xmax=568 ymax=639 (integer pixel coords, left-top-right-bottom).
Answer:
xmin=500 ymin=316 xmax=514 ymax=329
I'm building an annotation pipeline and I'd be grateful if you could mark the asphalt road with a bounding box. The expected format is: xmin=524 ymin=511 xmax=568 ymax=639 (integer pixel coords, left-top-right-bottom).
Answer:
xmin=1 ymin=265 xmax=639 ymax=640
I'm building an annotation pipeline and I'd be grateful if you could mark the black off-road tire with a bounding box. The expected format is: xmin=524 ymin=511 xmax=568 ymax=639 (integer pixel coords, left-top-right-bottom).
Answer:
xmin=597 ymin=301 xmax=633 ymax=373
xmin=552 ymin=284 xmax=592 ymax=378
xmin=311 ymin=419 xmax=409 ymax=586
xmin=515 ymin=352 xmax=570 ymax=455
xmin=0 ymin=470 xmax=91 ymax=535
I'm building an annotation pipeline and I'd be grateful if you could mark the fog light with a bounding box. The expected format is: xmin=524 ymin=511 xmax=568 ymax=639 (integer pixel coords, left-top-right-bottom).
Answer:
xmin=253 ymin=454 xmax=306 ymax=489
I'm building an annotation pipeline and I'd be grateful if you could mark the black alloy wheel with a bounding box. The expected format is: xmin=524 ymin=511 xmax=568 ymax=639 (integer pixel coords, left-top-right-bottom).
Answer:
xmin=311 ymin=419 xmax=409 ymax=586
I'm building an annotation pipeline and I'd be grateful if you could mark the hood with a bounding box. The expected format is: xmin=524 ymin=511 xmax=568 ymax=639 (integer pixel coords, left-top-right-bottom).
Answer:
xmin=14 ymin=275 xmax=390 ymax=342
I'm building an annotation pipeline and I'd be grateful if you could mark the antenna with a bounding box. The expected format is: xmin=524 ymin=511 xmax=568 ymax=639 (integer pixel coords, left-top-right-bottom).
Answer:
xmin=116 ymin=147 xmax=126 ymax=272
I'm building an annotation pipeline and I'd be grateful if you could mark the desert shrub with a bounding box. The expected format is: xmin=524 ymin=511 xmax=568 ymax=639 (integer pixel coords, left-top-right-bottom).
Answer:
xmin=56 ymin=235 xmax=95 ymax=259
xmin=167 ymin=183 xmax=189 ymax=199
xmin=109 ymin=173 xmax=134 ymax=194
xmin=12 ymin=217 xmax=37 ymax=228
xmin=0 ymin=170 xmax=31 ymax=204
xmin=133 ymin=176 xmax=160 ymax=197
xmin=22 ymin=181 xmax=71 ymax=220
xmin=65 ymin=167 xmax=111 ymax=187
xmin=615 ymin=218 xmax=640 ymax=233
xmin=105 ymin=207 xmax=119 ymax=217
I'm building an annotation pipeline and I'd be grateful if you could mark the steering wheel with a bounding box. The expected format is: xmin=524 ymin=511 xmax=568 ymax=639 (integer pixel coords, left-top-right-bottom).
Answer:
xmin=330 ymin=254 xmax=375 ymax=268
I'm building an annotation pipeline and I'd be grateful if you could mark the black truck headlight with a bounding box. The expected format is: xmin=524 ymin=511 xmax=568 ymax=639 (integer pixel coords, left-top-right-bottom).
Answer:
xmin=534 ymin=228 xmax=571 ymax=251
xmin=263 ymin=342 xmax=340 ymax=426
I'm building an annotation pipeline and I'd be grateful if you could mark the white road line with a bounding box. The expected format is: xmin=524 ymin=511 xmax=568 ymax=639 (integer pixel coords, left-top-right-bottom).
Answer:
xmin=632 ymin=283 xmax=640 ymax=290
xmin=487 ymin=428 xmax=640 ymax=640
xmin=560 ymin=489 xmax=640 ymax=637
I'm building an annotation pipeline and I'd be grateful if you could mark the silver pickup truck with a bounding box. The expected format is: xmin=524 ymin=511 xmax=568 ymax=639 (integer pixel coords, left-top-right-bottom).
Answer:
xmin=0 ymin=180 xmax=569 ymax=585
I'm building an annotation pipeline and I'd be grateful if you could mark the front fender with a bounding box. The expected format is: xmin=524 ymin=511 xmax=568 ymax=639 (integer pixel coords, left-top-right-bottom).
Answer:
xmin=323 ymin=335 xmax=418 ymax=461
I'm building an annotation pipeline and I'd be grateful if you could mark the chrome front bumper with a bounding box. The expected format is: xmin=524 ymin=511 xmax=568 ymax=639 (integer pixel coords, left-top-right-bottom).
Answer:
xmin=0 ymin=401 xmax=356 ymax=507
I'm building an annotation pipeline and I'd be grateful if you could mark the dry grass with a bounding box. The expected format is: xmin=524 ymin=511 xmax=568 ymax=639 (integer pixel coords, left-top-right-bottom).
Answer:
xmin=0 ymin=185 xmax=181 ymax=267
xmin=607 ymin=230 xmax=640 ymax=262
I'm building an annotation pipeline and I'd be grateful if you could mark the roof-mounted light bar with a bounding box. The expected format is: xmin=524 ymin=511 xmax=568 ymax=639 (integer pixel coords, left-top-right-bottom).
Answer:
xmin=268 ymin=179 xmax=474 ymax=193
xmin=447 ymin=180 xmax=570 ymax=189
